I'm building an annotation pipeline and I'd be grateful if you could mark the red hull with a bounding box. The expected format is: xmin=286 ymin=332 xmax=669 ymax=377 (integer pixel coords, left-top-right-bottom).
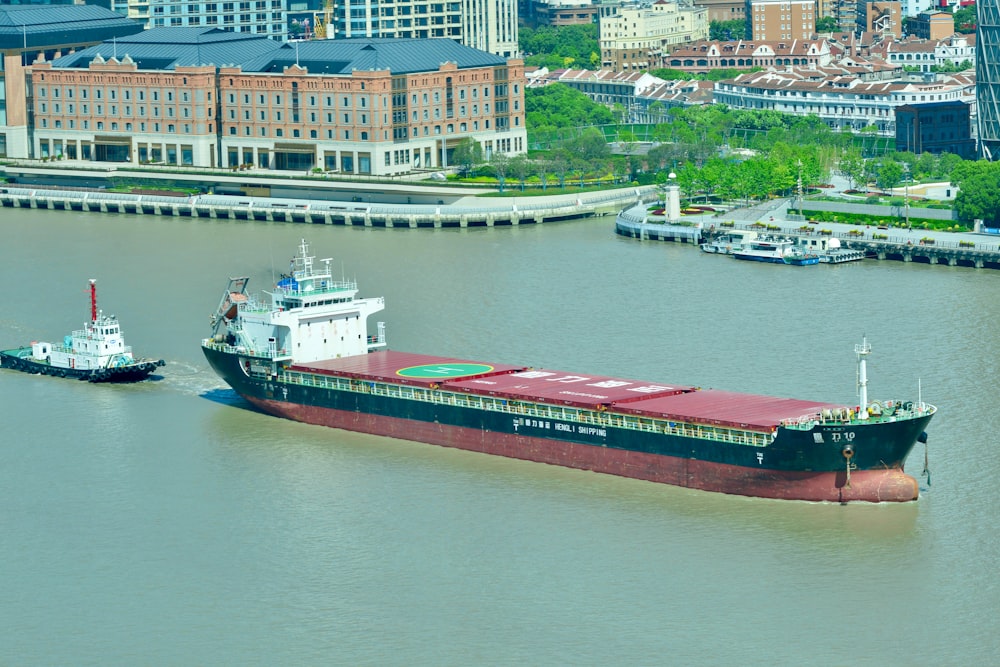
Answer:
xmin=247 ymin=397 xmax=919 ymax=503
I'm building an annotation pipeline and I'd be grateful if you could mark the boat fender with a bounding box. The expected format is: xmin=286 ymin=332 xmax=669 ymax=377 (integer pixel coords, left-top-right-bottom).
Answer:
xmin=842 ymin=444 xmax=855 ymax=460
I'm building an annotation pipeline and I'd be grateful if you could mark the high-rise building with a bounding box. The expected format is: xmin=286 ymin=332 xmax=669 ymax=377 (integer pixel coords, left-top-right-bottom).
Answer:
xmin=110 ymin=0 xmax=288 ymax=39
xmin=978 ymin=0 xmax=1000 ymax=158
xmin=326 ymin=0 xmax=518 ymax=58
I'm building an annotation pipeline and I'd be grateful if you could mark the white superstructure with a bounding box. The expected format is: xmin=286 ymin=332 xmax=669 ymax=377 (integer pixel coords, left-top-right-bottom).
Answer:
xmin=209 ymin=239 xmax=387 ymax=363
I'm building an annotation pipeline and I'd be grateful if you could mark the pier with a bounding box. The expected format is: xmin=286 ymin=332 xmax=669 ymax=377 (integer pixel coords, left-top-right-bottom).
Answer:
xmin=615 ymin=212 xmax=1000 ymax=270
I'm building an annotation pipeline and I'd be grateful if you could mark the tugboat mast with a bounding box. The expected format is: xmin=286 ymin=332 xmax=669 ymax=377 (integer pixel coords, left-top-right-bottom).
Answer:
xmin=89 ymin=279 xmax=98 ymax=322
xmin=855 ymin=337 xmax=871 ymax=420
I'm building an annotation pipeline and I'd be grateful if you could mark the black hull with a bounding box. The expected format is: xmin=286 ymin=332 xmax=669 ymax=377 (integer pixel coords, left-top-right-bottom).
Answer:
xmin=203 ymin=345 xmax=933 ymax=502
xmin=0 ymin=350 xmax=164 ymax=383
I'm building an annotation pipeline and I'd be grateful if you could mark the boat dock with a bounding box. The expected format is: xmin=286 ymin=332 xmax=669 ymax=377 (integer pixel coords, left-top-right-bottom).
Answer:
xmin=616 ymin=211 xmax=1000 ymax=270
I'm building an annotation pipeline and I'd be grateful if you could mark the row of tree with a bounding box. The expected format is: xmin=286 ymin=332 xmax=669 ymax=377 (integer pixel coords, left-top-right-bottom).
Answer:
xmin=519 ymin=24 xmax=600 ymax=70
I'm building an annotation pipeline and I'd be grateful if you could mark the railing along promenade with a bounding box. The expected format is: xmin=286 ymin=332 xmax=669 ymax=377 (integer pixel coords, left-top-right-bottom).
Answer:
xmin=0 ymin=185 xmax=658 ymax=227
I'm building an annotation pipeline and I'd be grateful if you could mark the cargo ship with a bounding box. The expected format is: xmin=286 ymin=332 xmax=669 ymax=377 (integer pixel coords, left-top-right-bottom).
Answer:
xmin=202 ymin=240 xmax=935 ymax=503
xmin=2 ymin=279 xmax=164 ymax=383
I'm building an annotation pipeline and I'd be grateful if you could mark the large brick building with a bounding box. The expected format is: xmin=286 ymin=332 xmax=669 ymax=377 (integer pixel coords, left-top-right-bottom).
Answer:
xmin=29 ymin=28 xmax=526 ymax=175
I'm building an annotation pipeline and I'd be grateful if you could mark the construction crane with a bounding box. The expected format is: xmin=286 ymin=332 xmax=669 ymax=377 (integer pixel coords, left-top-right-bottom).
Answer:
xmin=313 ymin=0 xmax=334 ymax=39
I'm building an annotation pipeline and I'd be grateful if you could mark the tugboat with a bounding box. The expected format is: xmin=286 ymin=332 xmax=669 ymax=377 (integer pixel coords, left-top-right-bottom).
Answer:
xmin=0 ymin=280 xmax=164 ymax=383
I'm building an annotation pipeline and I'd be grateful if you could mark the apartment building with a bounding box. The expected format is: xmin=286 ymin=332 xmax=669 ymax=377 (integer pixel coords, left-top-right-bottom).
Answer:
xmin=599 ymin=0 xmax=709 ymax=71
xmin=908 ymin=10 xmax=956 ymax=41
xmin=30 ymin=28 xmax=526 ymax=174
xmin=857 ymin=1 xmax=902 ymax=39
xmin=692 ymin=0 xmax=745 ymax=23
xmin=664 ymin=39 xmax=832 ymax=73
xmin=877 ymin=34 xmax=975 ymax=73
xmin=745 ymin=0 xmax=815 ymax=41
xmin=714 ymin=67 xmax=975 ymax=136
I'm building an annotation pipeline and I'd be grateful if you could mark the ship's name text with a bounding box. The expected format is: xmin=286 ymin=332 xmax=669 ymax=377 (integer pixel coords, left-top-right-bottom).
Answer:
xmin=514 ymin=418 xmax=606 ymax=438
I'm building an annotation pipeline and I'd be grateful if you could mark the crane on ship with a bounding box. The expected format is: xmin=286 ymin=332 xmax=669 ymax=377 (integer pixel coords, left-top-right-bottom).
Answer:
xmin=313 ymin=0 xmax=334 ymax=39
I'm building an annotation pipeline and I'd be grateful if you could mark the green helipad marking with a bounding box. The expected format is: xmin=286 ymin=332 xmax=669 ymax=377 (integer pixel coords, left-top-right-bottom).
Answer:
xmin=397 ymin=363 xmax=494 ymax=379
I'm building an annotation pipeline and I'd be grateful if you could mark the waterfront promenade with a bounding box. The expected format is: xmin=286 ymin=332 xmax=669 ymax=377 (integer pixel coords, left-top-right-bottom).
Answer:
xmin=0 ymin=162 xmax=658 ymax=227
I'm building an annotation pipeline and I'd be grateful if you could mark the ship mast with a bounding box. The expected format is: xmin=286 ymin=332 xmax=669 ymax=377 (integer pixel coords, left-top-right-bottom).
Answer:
xmin=855 ymin=337 xmax=871 ymax=420
xmin=89 ymin=279 xmax=98 ymax=322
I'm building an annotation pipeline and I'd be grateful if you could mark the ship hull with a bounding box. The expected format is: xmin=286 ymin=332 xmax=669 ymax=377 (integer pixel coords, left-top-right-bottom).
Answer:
xmin=733 ymin=253 xmax=785 ymax=263
xmin=204 ymin=345 xmax=931 ymax=503
xmin=1 ymin=348 xmax=163 ymax=383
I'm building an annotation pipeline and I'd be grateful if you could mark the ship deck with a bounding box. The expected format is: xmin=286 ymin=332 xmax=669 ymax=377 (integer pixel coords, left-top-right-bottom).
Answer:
xmin=292 ymin=350 xmax=847 ymax=431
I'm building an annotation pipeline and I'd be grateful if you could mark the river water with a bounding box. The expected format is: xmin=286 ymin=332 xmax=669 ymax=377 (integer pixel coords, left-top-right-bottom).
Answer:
xmin=0 ymin=208 xmax=996 ymax=665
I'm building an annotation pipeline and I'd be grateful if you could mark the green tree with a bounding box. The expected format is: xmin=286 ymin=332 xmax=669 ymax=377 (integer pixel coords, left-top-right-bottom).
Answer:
xmin=519 ymin=24 xmax=600 ymax=70
xmin=838 ymin=148 xmax=866 ymax=190
xmin=452 ymin=138 xmax=482 ymax=177
xmin=616 ymin=128 xmax=638 ymax=160
xmin=953 ymin=5 xmax=976 ymax=33
xmin=525 ymin=84 xmax=614 ymax=132
xmin=551 ymin=150 xmax=573 ymax=188
xmin=938 ymin=152 xmax=964 ymax=180
xmin=876 ymin=160 xmax=904 ymax=193
xmin=510 ymin=154 xmax=534 ymax=190
xmin=954 ymin=162 xmax=1000 ymax=224
xmin=914 ymin=151 xmax=937 ymax=180
xmin=491 ymin=152 xmax=511 ymax=193
xmin=564 ymin=127 xmax=610 ymax=161
xmin=709 ymin=19 xmax=745 ymax=40
xmin=816 ymin=16 xmax=839 ymax=32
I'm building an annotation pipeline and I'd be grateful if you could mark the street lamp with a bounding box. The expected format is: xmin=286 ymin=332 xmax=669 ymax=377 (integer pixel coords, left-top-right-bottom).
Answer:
xmin=904 ymin=165 xmax=910 ymax=230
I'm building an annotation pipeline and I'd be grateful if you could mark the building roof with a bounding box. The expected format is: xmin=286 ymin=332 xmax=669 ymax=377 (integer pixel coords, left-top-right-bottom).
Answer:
xmin=0 ymin=5 xmax=142 ymax=50
xmin=669 ymin=38 xmax=829 ymax=58
xmin=49 ymin=28 xmax=509 ymax=75
xmin=242 ymin=37 xmax=509 ymax=75
xmin=50 ymin=28 xmax=283 ymax=70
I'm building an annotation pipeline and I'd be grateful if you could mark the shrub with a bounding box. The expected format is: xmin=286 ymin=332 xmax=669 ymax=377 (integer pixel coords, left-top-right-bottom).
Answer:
xmin=872 ymin=233 xmax=888 ymax=240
